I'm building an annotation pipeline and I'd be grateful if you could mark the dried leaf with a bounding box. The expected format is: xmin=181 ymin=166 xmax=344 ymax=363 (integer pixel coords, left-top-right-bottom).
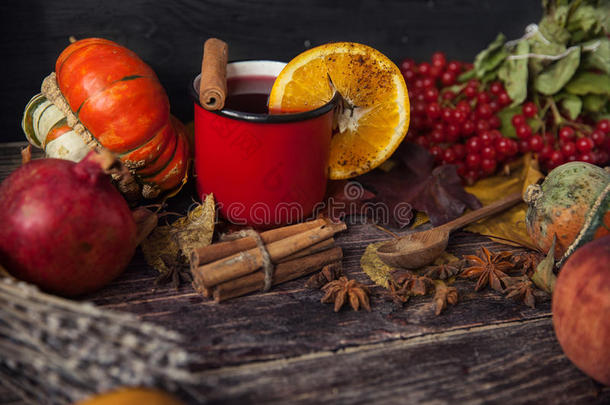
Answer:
xmin=132 ymin=207 xmax=159 ymax=246
xmin=141 ymin=194 xmax=215 ymax=276
xmin=464 ymin=154 xmax=543 ymax=250
xmin=531 ymin=235 xmax=557 ymax=293
xmin=361 ymin=143 xmax=481 ymax=227
xmin=360 ymin=241 xmax=396 ymax=288
xmin=173 ymin=194 xmax=216 ymax=256
xmin=21 ymin=145 xmax=32 ymax=165
xmin=0 ymin=264 xmax=10 ymax=278
xmin=324 ymin=144 xmax=480 ymax=228
xmin=323 ymin=180 xmax=376 ymax=222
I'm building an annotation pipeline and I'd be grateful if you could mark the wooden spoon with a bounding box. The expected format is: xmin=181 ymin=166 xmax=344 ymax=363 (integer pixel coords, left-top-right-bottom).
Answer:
xmin=376 ymin=191 xmax=523 ymax=269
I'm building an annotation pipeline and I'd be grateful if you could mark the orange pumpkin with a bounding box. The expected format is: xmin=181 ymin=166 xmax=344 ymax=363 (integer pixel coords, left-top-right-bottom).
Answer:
xmin=54 ymin=38 xmax=190 ymax=197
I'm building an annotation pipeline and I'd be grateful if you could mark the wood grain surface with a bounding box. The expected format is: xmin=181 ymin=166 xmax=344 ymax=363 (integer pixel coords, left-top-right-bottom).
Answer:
xmin=0 ymin=0 xmax=541 ymax=143
xmin=1 ymin=142 xmax=609 ymax=404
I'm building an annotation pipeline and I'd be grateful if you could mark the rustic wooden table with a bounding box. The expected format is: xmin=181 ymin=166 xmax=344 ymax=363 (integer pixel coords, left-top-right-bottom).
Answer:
xmin=0 ymin=142 xmax=608 ymax=404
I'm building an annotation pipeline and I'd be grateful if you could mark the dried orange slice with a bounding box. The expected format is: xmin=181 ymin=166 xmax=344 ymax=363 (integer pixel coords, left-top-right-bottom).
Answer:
xmin=269 ymin=42 xmax=409 ymax=179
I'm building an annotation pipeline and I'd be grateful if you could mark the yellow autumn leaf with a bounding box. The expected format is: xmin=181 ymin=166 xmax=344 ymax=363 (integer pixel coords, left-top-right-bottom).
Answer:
xmin=141 ymin=193 xmax=216 ymax=276
xmin=464 ymin=154 xmax=543 ymax=250
xmin=360 ymin=241 xmax=458 ymax=289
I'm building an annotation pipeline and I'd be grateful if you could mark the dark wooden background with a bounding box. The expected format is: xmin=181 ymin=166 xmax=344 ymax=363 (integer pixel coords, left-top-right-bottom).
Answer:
xmin=0 ymin=0 xmax=540 ymax=143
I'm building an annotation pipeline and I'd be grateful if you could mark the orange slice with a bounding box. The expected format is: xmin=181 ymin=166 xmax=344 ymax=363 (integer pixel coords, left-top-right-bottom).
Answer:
xmin=269 ymin=42 xmax=410 ymax=179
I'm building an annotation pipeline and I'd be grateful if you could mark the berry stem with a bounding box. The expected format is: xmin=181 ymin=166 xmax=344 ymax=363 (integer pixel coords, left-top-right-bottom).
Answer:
xmin=548 ymin=97 xmax=563 ymax=126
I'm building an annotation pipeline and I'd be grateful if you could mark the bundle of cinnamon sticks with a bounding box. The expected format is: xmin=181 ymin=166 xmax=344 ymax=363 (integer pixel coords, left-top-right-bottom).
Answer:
xmin=190 ymin=218 xmax=346 ymax=302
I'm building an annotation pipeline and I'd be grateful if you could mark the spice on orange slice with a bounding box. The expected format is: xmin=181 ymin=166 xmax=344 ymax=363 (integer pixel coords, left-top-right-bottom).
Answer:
xmin=269 ymin=42 xmax=410 ymax=179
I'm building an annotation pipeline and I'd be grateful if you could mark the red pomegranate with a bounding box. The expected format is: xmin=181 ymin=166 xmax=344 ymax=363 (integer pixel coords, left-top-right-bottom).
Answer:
xmin=0 ymin=151 xmax=137 ymax=296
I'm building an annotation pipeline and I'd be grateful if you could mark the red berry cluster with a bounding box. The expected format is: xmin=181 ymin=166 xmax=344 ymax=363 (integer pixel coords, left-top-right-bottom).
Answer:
xmin=511 ymin=111 xmax=610 ymax=171
xmin=401 ymin=52 xmax=516 ymax=184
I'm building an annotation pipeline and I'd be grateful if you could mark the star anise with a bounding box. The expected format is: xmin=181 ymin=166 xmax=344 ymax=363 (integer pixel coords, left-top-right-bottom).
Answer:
xmin=306 ymin=262 xmax=343 ymax=289
xmin=321 ymin=276 xmax=371 ymax=312
xmin=155 ymin=252 xmax=192 ymax=289
xmin=461 ymin=247 xmax=514 ymax=292
xmin=511 ymin=251 xmax=544 ymax=277
xmin=422 ymin=261 xmax=462 ymax=280
xmin=503 ymin=275 xmax=546 ymax=308
xmin=433 ymin=280 xmax=458 ymax=316
xmin=388 ymin=271 xmax=434 ymax=304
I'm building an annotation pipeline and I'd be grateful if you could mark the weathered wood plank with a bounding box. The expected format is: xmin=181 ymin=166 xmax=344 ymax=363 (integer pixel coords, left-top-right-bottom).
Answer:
xmin=3 ymin=141 xmax=604 ymax=405
xmin=1 ymin=142 xmax=551 ymax=371
xmin=76 ymin=220 xmax=550 ymax=370
xmin=0 ymin=383 xmax=24 ymax=405
xmin=183 ymin=318 xmax=609 ymax=404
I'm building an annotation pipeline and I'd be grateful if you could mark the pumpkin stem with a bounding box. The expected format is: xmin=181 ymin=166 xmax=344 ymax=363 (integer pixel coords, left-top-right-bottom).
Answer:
xmin=523 ymin=184 xmax=542 ymax=205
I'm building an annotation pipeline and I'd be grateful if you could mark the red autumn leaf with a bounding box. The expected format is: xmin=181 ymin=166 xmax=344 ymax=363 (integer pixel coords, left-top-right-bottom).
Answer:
xmin=322 ymin=180 xmax=376 ymax=222
xmin=359 ymin=142 xmax=481 ymax=227
xmin=320 ymin=143 xmax=480 ymax=228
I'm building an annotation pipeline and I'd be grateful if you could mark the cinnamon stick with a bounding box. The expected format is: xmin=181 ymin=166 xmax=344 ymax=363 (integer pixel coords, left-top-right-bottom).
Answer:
xmin=199 ymin=38 xmax=228 ymax=110
xmin=191 ymin=235 xmax=334 ymax=298
xmin=213 ymin=247 xmax=343 ymax=302
xmin=280 ymin=237 xmax=335 ymax=262
xmin=193 ymin=222 xmax=347 ymax=288
xmin=191 ymin=218 xmax=327 ymax=267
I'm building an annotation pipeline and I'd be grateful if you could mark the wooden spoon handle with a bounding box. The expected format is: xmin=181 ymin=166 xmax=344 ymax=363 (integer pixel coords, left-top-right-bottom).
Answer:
xmin=442 ymin=191 xmax=523 ymax=233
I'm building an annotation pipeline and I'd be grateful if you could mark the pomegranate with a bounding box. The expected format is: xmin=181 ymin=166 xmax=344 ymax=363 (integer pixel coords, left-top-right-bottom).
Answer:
xmin=525 ymin=162 xmax=610 ymax=261
xmin=552 ymin=235 xmax=610 ymax=385
xmin=0 ymin=151 xmax=137 ymax=296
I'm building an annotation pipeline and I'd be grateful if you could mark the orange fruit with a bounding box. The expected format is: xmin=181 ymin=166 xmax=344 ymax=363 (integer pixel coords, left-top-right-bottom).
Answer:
xmin=269 ymin=42 xmax=409 ymax=179
xmin=73 ymin=387 xmax=185 ymax=405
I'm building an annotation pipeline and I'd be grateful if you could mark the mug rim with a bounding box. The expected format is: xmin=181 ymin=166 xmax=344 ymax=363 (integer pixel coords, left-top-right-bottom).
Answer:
xmin=190 ymin=59 xmax=338 ymax=123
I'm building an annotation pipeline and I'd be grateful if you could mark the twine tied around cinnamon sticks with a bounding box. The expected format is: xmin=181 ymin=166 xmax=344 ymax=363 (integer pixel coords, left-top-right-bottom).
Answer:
xmin=219 ymin=229 xmax=275 ymax=292
xmin=190 ymin=218 xmax=346 ymax=302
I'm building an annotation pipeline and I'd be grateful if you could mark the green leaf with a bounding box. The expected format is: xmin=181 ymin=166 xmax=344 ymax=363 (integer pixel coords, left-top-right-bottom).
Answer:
xmin=602 ymin=0 xmax=610 ymax=32
xmin=539 ymin=9 xmax=571 ymax=44
xmin=531 ymin=235 xmax=557 ymax=294
xmin=595 ymin=112 xmax=610 ymax=122
xmin=566 ymin=4 xmax=604 ymax=38
xmin=583 ymin=93 xmax=607 ymax=112
xmin=582 ymin=37 xmax=610 ymax=75
xmin=534 ymin=47 xmax=581 ymax=95
xmin=565 ymin=71 xmax=610 ymax=95
xmin=528 ymin=38 xmax=567 ymax=77
xmin=528 ymin=117 xmax=543 ymax=133
xmin=474 ymin=33 xmax=507 ymax=78
xmin=497 ymin=105 xmax=522 ymax=139
xmin=567 ymin=5 xmax=596 ymax=31
xmin=559 ymin=94 xmax=582 ymax=119
xmin=477 ymin=48 xmax=508 ymax=79
xmin=457 ymin=69 xmax=476 ymax=83
xmin=498 ymin=40 xmax=530 ymax=107
xmin=441 ymin=83 xmax=466 ymax=95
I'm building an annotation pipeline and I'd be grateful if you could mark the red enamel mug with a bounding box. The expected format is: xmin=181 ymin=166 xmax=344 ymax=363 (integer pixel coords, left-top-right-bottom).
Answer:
xmin=191 ymin=60 xmax=336 ymax=227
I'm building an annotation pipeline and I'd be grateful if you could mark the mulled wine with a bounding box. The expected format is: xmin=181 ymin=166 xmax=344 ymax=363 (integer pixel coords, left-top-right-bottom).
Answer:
xmin=224 ymin=75 xmax=276 ymax=114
